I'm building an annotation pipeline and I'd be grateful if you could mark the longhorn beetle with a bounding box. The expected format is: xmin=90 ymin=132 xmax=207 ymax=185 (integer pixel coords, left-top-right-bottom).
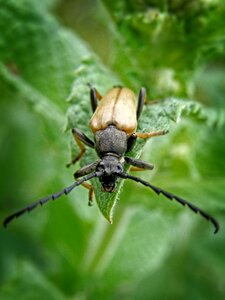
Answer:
xmin=3 ymin=87 xmax=220 ymax=233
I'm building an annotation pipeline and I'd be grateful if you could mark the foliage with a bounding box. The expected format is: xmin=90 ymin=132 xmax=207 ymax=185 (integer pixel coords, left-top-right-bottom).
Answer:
xmin=0 ymin=0 xmax=225 ymax=299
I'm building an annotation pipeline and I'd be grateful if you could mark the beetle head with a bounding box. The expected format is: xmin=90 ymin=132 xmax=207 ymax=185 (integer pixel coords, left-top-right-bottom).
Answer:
xmin=97 ymin=155 xmax=123 ymax=192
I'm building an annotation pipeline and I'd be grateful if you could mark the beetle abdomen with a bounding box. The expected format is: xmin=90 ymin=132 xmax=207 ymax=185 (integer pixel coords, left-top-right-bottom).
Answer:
xmin=90 ymin=87 xmax=137 ymax=136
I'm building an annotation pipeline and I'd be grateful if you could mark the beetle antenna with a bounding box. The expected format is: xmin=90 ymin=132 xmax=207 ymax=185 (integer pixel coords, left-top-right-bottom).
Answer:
xmin=3 ymin=171 xmax=103 ymax=228
xmin=118 ymin=173 xmax=220 ymax=234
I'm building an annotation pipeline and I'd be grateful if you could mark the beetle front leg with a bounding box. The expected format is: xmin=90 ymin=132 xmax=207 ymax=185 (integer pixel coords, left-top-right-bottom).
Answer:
xmin=74 ymin=161 xmax=99 ymax=205
xmin=74 ymin=176 xmax=94 ymax=206
xmin=82 ymin=182 xmax=94 ymax=206
xmin=66 ymin=128 xmax=95 ymax=168
xmin=74 ymin=160 xmax=100 ymax=178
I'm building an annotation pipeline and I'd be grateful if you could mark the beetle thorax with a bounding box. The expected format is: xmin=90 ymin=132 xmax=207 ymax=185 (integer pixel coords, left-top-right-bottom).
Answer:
xmin=95 ymin=126 xmax=127 ymax=157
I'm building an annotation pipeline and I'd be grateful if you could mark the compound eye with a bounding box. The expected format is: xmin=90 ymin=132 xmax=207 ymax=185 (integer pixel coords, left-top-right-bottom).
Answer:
xmin=116 ymin=165 xmax=122 ymax=172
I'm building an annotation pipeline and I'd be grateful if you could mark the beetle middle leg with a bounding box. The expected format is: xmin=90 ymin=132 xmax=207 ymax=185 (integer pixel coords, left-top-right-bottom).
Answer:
xmin=134 ymin=129 xmax=169 ymax=139
xmin=66 ymin=128 xmax=95 ymax=168
xmin=126 ymin=129 xmax=168 ymax=153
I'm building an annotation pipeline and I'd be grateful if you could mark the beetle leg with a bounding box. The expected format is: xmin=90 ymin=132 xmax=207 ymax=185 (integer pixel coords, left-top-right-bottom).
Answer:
xmin=66 ymin=128 xmax=95 ymax=167
xmin=147 ymin=100 xmax=159 ymax=105
xmin=125 ymin=156 xmax=154 ymax=170
xmin=74 ymin=164 xmax=98 ymax=206
xmin=82 ymin=182 xmax=94 ymax=206
xmin=136 ymin=88 xmax=158 ymax=119
xmin=134 ymin=129 xmax=169 ymax=139
xmin=90 ymin=87 xmax=103 ymax=112
xmin=126 ymin=129 xmax=168 ymax=153
xmin=136 ymin=87 xmax=146 ymax=120
xmin=126 ymin=134 xmax=137 ymax=153
xmin=74 ymin=160 xmax=100 ymax=178
xmin=130 ymin=166 xmax=149 ymax=171
xmin=74 ymin=179 xmax=94 ymax=206
xmin=71 ymin=128 xmax=95 ymax=148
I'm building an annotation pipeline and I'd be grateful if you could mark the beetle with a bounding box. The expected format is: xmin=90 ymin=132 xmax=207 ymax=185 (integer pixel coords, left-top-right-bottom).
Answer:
xmin=3 ymin=87 xmax=220 ymax=233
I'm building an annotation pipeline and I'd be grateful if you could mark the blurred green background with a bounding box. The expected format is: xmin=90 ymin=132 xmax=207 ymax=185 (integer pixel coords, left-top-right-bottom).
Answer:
xmin=0 ymin=0 xmax=225 ymax=299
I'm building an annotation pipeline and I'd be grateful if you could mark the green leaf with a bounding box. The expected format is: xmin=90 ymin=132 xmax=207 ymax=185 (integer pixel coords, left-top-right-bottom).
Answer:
xmin=66 ymin=58 xmax=120 ymax=222
xmin=101 ymin=0 xmax=225 ymax=96
xmin=0 ymin=262 xmax=66 ymax=300
xmin=1 ymin=1 xmax=225 ymax=299
xmin=67 ymin=74 xmax=217 ymax=224
xmin=0 ymin=0 xmax=90 ymax=110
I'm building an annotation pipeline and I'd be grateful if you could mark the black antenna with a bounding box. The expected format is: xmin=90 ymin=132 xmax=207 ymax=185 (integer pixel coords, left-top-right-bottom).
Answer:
xmin=3 ymin=171 xmax=102 ymax=228
xmin=119 ymin=173 xmax=220 ymax=234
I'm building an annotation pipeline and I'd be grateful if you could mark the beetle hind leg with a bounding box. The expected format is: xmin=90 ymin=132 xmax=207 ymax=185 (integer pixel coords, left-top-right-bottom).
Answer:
xmin=90 ymin=87 xmax=103 ymax=112
xmin=136 ymin=87 xmax=146 ymax=120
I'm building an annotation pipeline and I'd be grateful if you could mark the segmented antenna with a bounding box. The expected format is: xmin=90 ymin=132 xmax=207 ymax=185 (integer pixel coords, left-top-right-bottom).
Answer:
xmin=3 ymin=171 xmax=101 ymax=228
xmin=119 ymin=173 xmax=220 ymax=234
